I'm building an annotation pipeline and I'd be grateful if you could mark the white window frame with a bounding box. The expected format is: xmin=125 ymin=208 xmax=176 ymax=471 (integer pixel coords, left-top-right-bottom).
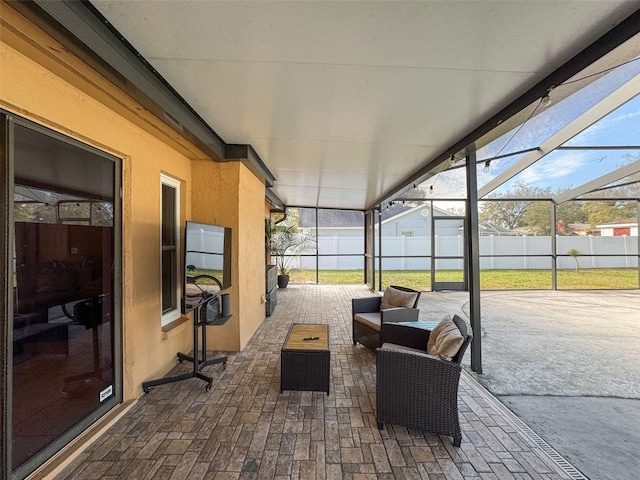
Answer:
xmin=161 ymin=174 xmax=181 ymax=326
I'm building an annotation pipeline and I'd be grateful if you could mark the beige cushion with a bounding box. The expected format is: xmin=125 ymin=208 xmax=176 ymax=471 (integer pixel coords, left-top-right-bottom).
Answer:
xmin=426 ymin=315 xmax=464 ymax=361
xmin=380 ymin=286 xmax=418 ymax=310
xmin=354 ymin=312 xmax=381 ymax=332
xmin=380 ymin=342 xmax=427 ymax=355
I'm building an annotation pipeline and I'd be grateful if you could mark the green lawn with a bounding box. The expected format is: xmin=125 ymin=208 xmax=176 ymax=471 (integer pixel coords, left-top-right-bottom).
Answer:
xmin=289 ymin=268 xmax=639 ymax=290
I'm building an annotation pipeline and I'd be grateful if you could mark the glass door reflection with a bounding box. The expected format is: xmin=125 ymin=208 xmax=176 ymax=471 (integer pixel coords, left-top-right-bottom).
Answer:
xmin=12 ymin=123 xmax=116 ymax=475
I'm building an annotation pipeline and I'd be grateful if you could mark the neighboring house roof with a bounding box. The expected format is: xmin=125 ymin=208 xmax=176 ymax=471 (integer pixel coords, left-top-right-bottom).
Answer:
xmin=511 ymin=227 xmax=537 ymax=236
xmin=478 ymin=222 xmax=522 ymax=236
xmin=566 ymin=223 xmax=597 ymax=235
xmin=298 ymin=208 xmax=365 ymax=228
xmin=298 ymin=204 xmax=453 ymax=228
xmin=381 ymin=204 xmax=460 ymax=225
xmin=567 ymin=223 xmax=592 ymax=231
xmin=381 ymin=204 xmax=415 ymax=222
xmin=596 ymin=217 xmax=638 ymax=228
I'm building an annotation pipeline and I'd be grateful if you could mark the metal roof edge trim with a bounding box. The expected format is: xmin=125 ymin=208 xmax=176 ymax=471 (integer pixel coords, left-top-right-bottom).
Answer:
xmin=33 ymin=0 xmax=226 ymax=156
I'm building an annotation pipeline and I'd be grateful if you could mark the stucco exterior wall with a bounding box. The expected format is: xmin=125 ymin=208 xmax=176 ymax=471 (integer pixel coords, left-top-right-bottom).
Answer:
xmin=191 ymin=160 xmax=266 ymax=350
xmin=1 ymin=5 xmax=266 ymax=401
xmin=600 ymin=225 xmax=639 ymax=236
xmin=237 ymin=166 xmax=268 ymax=347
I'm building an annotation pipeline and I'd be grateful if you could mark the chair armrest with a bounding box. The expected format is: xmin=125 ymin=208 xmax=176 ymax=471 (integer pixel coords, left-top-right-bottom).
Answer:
xmin=380 ymin=307 xmax=419 ymax=324
xmin=352 ymin=296 xmax=382 ymax=315
xmin=380 ymin=322 xmax=430 ymax=350
xmin=376 ymin=347 xmax=462 ymax=389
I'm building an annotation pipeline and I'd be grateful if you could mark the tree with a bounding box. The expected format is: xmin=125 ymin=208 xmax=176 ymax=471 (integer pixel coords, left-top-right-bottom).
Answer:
xmin=521 ymin=199 xmax=590 ymax=236
xmin=480 ymin=182 xmax=549 ymax=230
xmin=521 ymin=201 xmax=552 ymax=235
xmin=481 ymin=183 xmax=607 ymax=235
xmin=14 ymin=202 xmax=56 ymax=223
xmin=268 ymin=221 xmax=315 ymax=276
xmin=583 ymin=200 xmax=637 ymax=229
xmin=557 ymin=200 xmax=588 ymax=227
xmin=567 ymin=248 xmax=580 ymax=272
xmin=479 ymin=199 xmax=528 ymax=230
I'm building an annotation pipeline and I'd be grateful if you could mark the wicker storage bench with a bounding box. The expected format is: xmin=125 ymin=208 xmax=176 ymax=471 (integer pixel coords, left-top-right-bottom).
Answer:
xmin=280 ymin=323 xmax=330 ymax=394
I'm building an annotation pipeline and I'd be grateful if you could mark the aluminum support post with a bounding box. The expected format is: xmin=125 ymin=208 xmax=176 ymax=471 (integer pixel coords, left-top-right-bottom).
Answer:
xmin=465 ymin=146 xmax=482 ymax=374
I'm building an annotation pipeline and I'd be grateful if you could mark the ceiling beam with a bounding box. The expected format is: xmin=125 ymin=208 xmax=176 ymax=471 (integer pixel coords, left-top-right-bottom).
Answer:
xmin=478 ymin=72 xmax=640 ymax=199
xmin=266 ymin=188 xmax=285 ymax=212
xmin=224 ymin=145 xmax=276 ymax=187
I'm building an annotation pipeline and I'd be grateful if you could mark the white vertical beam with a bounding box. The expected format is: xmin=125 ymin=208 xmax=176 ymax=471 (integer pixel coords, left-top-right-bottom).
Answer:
xmin=554 ymin=158 xmax=640 ymax=204
xmin=479 ymin=75 xmax=640 ymax=199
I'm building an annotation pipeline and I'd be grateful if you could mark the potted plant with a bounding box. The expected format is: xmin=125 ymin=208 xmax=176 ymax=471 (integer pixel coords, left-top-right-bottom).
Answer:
xmin=268 ymin=220 xmax=314 ymax=288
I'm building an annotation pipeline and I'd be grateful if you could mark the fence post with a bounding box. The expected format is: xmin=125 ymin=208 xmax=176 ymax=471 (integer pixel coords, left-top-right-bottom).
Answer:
xmin=490 ymin=235 xmax=495 ymax=270
xmin=551 ymin=203 xmax=557 ymax=290
xmin=624 ymin=235 xmax=630 ymax=268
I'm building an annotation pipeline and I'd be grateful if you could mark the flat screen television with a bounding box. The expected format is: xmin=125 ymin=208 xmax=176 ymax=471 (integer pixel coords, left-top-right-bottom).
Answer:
xmin=182 ymin=221 xmax=232 ymax=314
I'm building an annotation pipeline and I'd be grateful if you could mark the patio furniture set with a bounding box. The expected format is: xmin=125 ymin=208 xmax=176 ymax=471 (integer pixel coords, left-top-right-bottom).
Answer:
xmin=280 ymin=285 xmax=472 ymax=447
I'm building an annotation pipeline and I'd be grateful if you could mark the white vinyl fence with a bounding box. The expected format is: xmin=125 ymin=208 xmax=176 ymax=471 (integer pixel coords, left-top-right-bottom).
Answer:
xmin=295 ymin=235 xmax=639 ymax=270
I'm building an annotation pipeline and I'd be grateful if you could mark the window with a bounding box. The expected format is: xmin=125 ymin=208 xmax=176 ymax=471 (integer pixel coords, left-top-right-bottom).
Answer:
xmin=161 ymin=174 xmax=180 ymax=324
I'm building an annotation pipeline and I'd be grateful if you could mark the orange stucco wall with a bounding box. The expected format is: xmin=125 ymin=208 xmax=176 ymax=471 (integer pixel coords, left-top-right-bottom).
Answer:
xmin=192 ymin=160 xmax=266 ymax=350
xmin=1 ymin=5 xmax=266 ymax=401
xmin=237 ymin=166 xmax=269 ymax=347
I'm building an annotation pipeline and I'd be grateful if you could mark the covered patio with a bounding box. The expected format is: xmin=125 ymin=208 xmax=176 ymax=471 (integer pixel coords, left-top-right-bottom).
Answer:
xmin=50 ymin=284 xmax=630 ymax=480
xmin=3 ymin=3 xmax=640 ymax=478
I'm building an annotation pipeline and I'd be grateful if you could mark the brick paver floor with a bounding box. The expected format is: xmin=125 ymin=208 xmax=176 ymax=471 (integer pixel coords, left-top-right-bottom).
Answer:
xmin=55 ymin=284 xmax=581 ymax=479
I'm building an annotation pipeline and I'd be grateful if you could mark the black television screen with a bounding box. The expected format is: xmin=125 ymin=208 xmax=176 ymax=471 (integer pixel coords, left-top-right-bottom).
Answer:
xmin=182 ymin=221 xmax=232 ymax=314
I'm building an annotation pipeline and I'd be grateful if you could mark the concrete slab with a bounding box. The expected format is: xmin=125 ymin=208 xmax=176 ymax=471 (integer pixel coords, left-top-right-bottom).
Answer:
xmin=501 ymin=396 xmax=640 ymax=480
xmin=418 ymin=289 xmax=640 ymax=480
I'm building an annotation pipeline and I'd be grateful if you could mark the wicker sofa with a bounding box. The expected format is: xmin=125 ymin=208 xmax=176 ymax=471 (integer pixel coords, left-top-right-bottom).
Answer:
xmin=376 ymin=315 xmax=472 ymax=446
xmin=352 ymin=285 xmax=421 ymax=350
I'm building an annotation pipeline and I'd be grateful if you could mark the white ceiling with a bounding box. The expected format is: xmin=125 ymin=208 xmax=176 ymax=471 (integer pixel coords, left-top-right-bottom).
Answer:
xmin=91 ymin=1 xmax=639 ymax=211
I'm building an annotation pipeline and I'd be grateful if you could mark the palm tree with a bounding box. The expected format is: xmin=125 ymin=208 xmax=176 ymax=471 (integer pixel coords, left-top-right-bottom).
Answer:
xmin=266 ymin=219 xmax=315 ymax=287
xmin=567 ymin=248 xmax=580 ymax=272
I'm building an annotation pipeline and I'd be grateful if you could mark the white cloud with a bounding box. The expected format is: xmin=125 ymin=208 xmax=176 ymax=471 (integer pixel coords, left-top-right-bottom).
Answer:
xmin=510 ymin=151 xmax=592 ymax=188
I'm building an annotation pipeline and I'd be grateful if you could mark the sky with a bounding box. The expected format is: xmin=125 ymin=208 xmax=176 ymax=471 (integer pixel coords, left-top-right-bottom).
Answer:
xmin=422 ymin=56 xmax=640 ymax=200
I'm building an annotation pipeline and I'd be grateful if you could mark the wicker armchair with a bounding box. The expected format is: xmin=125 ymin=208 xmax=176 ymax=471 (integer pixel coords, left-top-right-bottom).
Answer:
xmin=352 ymin=285 xmax=420 ymax=350
xmin=376 ymin=315 xmax=472 ymax=446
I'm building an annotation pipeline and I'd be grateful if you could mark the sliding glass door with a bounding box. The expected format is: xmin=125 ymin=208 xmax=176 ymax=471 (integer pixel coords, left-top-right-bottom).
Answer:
xmin=3 ymin=114 xmax=121 ymax=479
